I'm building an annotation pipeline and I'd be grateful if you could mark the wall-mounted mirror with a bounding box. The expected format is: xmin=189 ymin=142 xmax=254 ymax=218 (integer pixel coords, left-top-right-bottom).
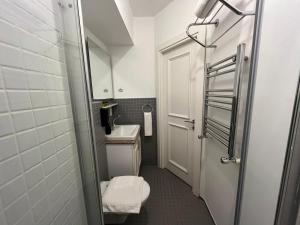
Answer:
xmin=87 ymin=38 xmax=114 ymax=100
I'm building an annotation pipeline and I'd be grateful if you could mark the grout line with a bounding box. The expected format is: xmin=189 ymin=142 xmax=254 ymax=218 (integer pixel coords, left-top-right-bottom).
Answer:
xmin=9 ymin=0 xmax=61 ymax=35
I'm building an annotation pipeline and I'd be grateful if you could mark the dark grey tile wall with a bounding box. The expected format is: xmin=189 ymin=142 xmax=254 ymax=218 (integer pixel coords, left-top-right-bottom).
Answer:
xmin=91 ymin=98 xmax=157 ymax=180
xmin=92 ymin=101 xmax=109 ymax=181
xmin=112 ymin=98 xmax=157 ymax=165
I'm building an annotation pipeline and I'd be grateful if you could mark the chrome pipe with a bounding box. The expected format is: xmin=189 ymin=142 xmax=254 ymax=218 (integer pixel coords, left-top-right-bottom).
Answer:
xmin=186 ymin=21 xmax=218 ymax=48
xmin=202 ymin=61 xmax=210 ymax=138
xmin=207 ymin=125 xmax=229 ymax=141
xmin=219 ymin=0 xmax=255 ymax=16
xmin=207 ymin=126 xmax=229 ymax=141
xmin=207 ymin=129 xmax=229 ymax=147
xmin=208 ymin=61 xmax=236 ymax=73
xmin=210 ymin=16 xmax=245 ymax=46
xmin=206 ymin=68 xmax=236 ymax=78
xmin=209 ymin=54 xmax=236 ymax=68
xmin=201 ymin=0 xmax=219 ymax=24
xmin=206 ymin=89 xmax=234 ymax=92
xmin=208 ymin=4 xmax=224 ymax=23
xmin=207 ymin=127 xmax=229 ymax=142
xmin=206 ymin=117 xmax=230 ymax=130
xmin=228 ymin=44 xmax=246 ymax=159
xmin=206 ymin=103 xmax=232 ymax=111
xmin=205 ymin=99 xmax=232 ymax=105
xmin=187 ymin=0 xmax=255 ymax=49
xmin=206 ymin=121 xmax=230 ymax=136
xmin=206 ymin=94 xmax=234 ymax=98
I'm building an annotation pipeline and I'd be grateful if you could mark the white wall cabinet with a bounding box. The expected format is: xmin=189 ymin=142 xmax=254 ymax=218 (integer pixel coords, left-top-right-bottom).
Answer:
xmin=106 ymin=135 xmax=141 ymax=178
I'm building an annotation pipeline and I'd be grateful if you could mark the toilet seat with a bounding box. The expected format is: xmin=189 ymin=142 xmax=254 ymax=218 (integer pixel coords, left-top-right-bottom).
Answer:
xmin=100 ymin=177 xmax=150 ymax=224
xmin=100 ymin=179 xmax=150 ymax=204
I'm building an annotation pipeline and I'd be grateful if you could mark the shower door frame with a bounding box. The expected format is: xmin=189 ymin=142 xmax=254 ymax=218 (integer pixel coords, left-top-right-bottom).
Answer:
xmin=233 ymin=0 xmax=264 ymax=224
xmin=69 ymin=0 xmax=105 ymax=224
xmin=274 ymin=75 xmax=300 ymax=225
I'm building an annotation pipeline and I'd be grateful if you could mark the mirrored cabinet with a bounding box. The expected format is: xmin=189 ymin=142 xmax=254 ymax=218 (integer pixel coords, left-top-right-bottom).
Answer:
xmin=86 ymin=38 xmax=114 ymax=100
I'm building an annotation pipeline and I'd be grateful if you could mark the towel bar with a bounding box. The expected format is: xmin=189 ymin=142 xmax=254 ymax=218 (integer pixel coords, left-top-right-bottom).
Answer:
xmin=208 ymin=61 xmax=236 ymax=73
xmin=203 ymin=43 xmax=248 ymax=164
xmin=206 ymin=68 xmax=236 ymax=78
xmin=186 ymin=0 xmax=255 ymax=48
xmin=142 ymin=104 xmax=153 ymax=113
xmin=206 ymin=117 xmax=230 ymax=130
xmin=206 ymin=122 xmax=230 ymax=136
xmin=206 ymin=94 xmax=234 ymax=98
xmin=207 ymin=130 xmax=228 ymax=147
xmin=206 ymin=103 xmax=232 ymax=111
xmin=206 ymin=89 xmax=233 ymax=93
xmin=206 ymin=99 xmax=232 ymax=105
xmin=209 ymin=54 xmax=237 ymax=68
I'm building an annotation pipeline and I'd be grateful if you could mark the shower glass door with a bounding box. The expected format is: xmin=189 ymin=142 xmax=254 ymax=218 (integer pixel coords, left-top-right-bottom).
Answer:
xmin=60 ymin=0 xmax=103 ymax=224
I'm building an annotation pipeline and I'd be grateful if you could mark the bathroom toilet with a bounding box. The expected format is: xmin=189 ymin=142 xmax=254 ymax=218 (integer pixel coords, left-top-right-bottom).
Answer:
xmin=100 ymin=177 xmax=150 ymax=224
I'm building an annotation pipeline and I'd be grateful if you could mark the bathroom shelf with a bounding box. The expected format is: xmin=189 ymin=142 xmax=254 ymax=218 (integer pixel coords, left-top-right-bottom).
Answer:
xmin=101 ymin=103 xmax=118 ymax=109
xmin=186 ymin=0 xmax=255 ymax=48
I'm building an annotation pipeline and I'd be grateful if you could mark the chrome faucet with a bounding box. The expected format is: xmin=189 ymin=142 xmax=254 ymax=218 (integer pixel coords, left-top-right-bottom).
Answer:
xmin=113 ymin=115 xmax=121 ymax=128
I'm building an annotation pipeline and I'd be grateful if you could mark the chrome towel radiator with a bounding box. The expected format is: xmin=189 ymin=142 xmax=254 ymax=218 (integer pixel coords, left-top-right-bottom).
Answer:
xmin=203 ymin=43 xmax=248 ymax=164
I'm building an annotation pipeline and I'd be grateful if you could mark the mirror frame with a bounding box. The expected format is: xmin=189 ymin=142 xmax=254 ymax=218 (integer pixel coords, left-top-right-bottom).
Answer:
xmin=85 ymin=37 xmax=114 ymax=101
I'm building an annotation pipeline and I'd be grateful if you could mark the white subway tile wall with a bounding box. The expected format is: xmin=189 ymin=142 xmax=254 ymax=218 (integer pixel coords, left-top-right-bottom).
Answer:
xmin=0 ymin=1 xmax=88 ymax=225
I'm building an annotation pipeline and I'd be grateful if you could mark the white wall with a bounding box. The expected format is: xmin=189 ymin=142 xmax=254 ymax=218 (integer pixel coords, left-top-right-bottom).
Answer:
xmin=154 ymin=0 xmax=198 ymax=47
xmin=239 ymin=0 xmax=300 ymax=224
xmin=0 ymin=1 xmax=87 ymax=225
xmin=110 ymin=0 xmax=198 ymax=99
xmin=110 ymin=17 xmax=156 ymax=99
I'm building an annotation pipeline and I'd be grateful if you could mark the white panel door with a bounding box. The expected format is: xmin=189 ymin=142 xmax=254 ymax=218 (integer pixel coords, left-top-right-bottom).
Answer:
xmin=163 ymin=43 xmax=195 ymax=185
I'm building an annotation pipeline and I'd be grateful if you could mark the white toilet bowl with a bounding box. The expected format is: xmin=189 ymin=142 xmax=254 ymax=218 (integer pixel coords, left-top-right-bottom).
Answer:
xmin=100 ymin=179 xmax=150 ymax=224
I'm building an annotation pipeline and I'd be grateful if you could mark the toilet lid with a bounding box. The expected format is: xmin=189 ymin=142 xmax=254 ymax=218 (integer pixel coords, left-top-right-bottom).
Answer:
xmin=100 ymin=180 xmax=150 ymax=202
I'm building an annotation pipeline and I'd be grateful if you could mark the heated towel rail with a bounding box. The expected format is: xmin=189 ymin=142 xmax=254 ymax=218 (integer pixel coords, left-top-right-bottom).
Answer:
xmin=203 ymin=43 xmax=248 ymax=164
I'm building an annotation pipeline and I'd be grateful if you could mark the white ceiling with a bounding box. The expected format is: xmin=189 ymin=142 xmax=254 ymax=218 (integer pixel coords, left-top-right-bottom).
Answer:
xmin=129 ymin=0 xmax=174 ymax=17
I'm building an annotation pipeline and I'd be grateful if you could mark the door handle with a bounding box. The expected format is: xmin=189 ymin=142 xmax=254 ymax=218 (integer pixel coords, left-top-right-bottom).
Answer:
xmin=184 ymin=119 xmax=195 ymax=124
xmin=184 ymin=120 xmax=195 ymax=130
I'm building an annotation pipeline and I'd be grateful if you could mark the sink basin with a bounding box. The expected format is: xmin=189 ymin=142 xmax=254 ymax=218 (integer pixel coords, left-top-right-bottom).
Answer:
xmin=105 ymin=125 xmax=140 ymax=143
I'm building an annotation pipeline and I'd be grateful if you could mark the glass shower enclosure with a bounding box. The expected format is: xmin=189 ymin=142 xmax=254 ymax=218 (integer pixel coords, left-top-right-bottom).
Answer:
xmin=60 ymin=0 xmax=103 ymax=224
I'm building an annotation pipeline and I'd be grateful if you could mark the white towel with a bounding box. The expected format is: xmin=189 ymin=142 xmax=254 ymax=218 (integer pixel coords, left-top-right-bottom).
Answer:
xmin=102 ymin=176 xmax=144 ymax=214
xmin=144 ymin=112 xmax=152 ymax=136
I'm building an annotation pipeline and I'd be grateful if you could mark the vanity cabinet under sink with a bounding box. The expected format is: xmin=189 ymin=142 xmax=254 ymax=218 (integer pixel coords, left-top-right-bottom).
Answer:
xmin=105 ymin=125 xmax=141 ymax=178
